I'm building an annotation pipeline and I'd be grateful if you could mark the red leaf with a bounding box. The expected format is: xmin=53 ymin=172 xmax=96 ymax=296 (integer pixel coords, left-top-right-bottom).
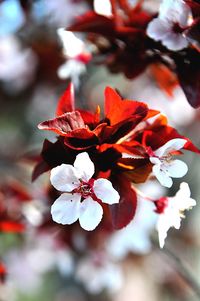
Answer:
xmin=68 ymin=11 xmax=116 ymax=36
xmin=32 ymin=160 xmax=50 ymax=181
xmin=64 ymin=128 xmax=99 ymax=150
xmin=56 ymin=83 xmax=75 ymax=116
xmin=0 ymin=262 xmax=6 ymax=283
xmin=174 ymin=49 xmax=200 ymax=108
xmin=185 ymin=18 xmax=200 ymax=52
xmin=32 ymin=139 xmax=76 ymax=180
xmin=142 ymin=126 xmax=200 ymax=154
xmin=104 ymin=87 xmax=148 ymax=125
xmin=0 ymin=221 xmax=25 ymax=233
xmin=38 ymin=111 xmax=86 ymax=135
xmin=109 ymin=174 xmax=137 ymax=229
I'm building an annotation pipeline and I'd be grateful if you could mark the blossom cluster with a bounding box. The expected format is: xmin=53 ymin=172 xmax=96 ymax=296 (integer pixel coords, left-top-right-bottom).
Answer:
xmin=66 ymin=0 xmax=200 ymax=108
xmin=0 ymin=0 xmax=200 ymax=297
xmin=35 ymin=82 xmax=198 ymax=249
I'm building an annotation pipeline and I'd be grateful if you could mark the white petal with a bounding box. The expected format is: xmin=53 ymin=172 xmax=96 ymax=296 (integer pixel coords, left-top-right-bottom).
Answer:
xmin=153 ymin=164 xmax=173 ymax=188
xmin=93 ymin=179 xmax=120 ymax=204
xmin=50 ymin=164 xmax=80 ymax=192
xmin=94 ymin=0 xmax=112 ymax=17
xmin=150 ymin=156 xmax=161 ymax=165
xmin=74 ymin=152 xmax=95 ymax=182
xmin=51 ymin=193 xmax=81 ymax=225
xmin=162 ymin=32 xmax=189 ymax=51
xmin=79 ymin=197 xmax=103 ymax=231
xmin=154 ymin=138 xmax=187 ymax=157
xmin=175 ymin=183 xmax=196 ymax=210
xmin=157 ymin=215 xmax=171 ymax=248
xmin=165 ymin=159 xmax=188 ymax=178
xmin=147 ymin=18 xmax=170 ymax=41
xmin=177 ymin=182 xmax=191 ymax=198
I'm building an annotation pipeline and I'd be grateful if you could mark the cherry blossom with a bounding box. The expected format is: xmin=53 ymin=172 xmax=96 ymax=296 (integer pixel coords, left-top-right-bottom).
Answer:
xmin=155 ymin=182 xmax=196 ymax=248
xmin=75 ymin=253 xmax=123 ymax=294
xmin=0 ymin=35 xmax=37 ymax=92
xmin=149 ymin=138 xmax=188 ymax=188
xmin=93 ymin=0 xmax=112 ymax=17
xmin=50 ymin=152 xmax=120 ymax=230
xmin=146 ymin=0 xmax=192 ymax=51
xmin=57 ymin=29 xmax=91 ymax=86
xmin=107 ymin=181 xmax=164 ymax=258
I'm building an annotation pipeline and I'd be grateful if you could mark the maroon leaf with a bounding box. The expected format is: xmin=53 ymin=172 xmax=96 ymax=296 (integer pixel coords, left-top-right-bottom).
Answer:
xmin=185 ymin=18 xmax=200 ymax=50
xmin=68 ymin=11 xmax=116 ymax=36
xmin=0 ymin=262 xmax=6 ymax=283
xmin=56 ymin=82 xmax=75 ymax=116
xmin=38 ymin=111 xmax=86 ymax=135
xmin=32 ymin=139 xmax=76 ymax=180
xmin=104 ymin=86 xmax=148 ymax=125
xmin=0 ymin=221 xmax=25 ymax=233
xmin=109 ymin=174 xmax=137 ymax=229
xmin=185 ymin=1 xmax=200 ymax=18
xmin=174 ymin=49 xmax=200 ymax=108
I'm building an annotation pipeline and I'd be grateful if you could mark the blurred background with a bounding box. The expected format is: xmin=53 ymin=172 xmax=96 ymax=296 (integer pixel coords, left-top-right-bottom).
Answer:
xmin=1 ymin=1 xmax=200 ymax=300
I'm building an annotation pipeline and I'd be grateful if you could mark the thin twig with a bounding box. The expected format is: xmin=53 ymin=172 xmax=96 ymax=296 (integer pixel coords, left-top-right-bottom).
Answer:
xmin=160 ymin=245 xmax=200 ymax=299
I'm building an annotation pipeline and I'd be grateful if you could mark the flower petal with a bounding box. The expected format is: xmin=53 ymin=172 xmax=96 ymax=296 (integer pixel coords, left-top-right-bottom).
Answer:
xmin=93 ymin=179 xmax=120 ymax=204
xmin=51 ymin=193 xmax=81 ymax=225
xmin=175 ymin=183 xmax=196 ymax=210
xmin=176 ymin=182 xmax=191 ymax=199
xmin=154 ymin=138 xmax=187 ymax=157
xmin=147 ymin=18 xmax=170 ymax=41
xmin=165 ymin=159 xmax=188 ymax=178
xmin=74 ymin=152 xmax=95 ymax=181
xmin=162 ymin=32 xmax=189 ymax=51
xmin=79 ymin=197 xmax=103 ymax=231
xmin=157 ymin=214 xmax=171 ymax=248
xmin=152 ymin=164 xmax=173 ymax=188
xmin=50 ymin=164 xmax=80 ymax=192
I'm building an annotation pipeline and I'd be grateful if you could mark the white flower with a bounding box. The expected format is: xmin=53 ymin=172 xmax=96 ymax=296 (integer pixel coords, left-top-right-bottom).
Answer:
xmin=50 ymin=152 xmax=120 ymax=231
xmin=0 ymin=35 xmax=37 ymax=92
xmin=107 ymin=180 xmax=165 ymax=258
xmin=147 ymin=0 xmax=192 ymax=51
xmin=94 ymin=0 xmax=112 ymax=17
xmin=57 ymin=29 xmax=91 ymax=86
xmin=75 ymin=253 xmax=123 ymax=294
xmin=150 ymin=138 xmax=188 ymax=188
xmin=156 ymin=182 xmax=196 ymax=248
xmin=57 ymin=59 xmax=86 ymax=88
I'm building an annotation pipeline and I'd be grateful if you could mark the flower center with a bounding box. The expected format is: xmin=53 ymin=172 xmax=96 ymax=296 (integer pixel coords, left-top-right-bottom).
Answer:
xmin=172 ymin=22 xmax=185 ymax=34
xmin=161 ymin=153 xmax=173 ymax=163
xmin=73 ymin=179 xmax=95 ymax=199
xmin=154 ymin=197 xmax=168 ymax=214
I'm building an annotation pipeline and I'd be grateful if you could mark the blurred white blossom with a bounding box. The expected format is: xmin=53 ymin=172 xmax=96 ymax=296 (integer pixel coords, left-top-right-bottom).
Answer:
xmin=156 ymin=182 xmax=196 ymax=248
xmin=76 ymin=253 xmax=123 ymax=294
xmin=147 ymin=0 xmax=192 ymax=50
xmin=0 ymin=35 xmax=37 ymax=92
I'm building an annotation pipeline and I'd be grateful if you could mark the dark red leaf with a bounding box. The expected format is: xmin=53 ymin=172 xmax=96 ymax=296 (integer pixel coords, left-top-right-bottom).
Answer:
xmin=174 ymin=49 xmax=200 ymax=108
xmin=32 ymin=160 xmax=50 ymax=181
xmin=64 ymin=128 xmax=99 ymax=150
xmin=104 ymin=86 xmax=148 ymax=125
xmin=109 ymin=174 xmax=137 ymax=229
xmin=185 ymin=18 xmax=200 ymax=51
xmin=56 ymin=83 xmax=75 ymax=116
xmin=38 ymin=111 xmax=86 ymax=135
xmin=185 ymin=0 xmax=200 ymax=18
xmin=0 ymin=262 xmax=6 ymax=283
xmin=68 ymin=11 xmax=116 ymax=36
xmin=32 ymin=139 xmax=77 ymax=180
xmin=0 ymin=221 xmax=25 ymax=233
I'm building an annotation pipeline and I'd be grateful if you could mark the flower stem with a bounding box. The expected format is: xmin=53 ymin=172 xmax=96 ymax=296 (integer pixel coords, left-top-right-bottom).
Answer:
xmin=160 ymin=245 xmax=200 ymax=299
